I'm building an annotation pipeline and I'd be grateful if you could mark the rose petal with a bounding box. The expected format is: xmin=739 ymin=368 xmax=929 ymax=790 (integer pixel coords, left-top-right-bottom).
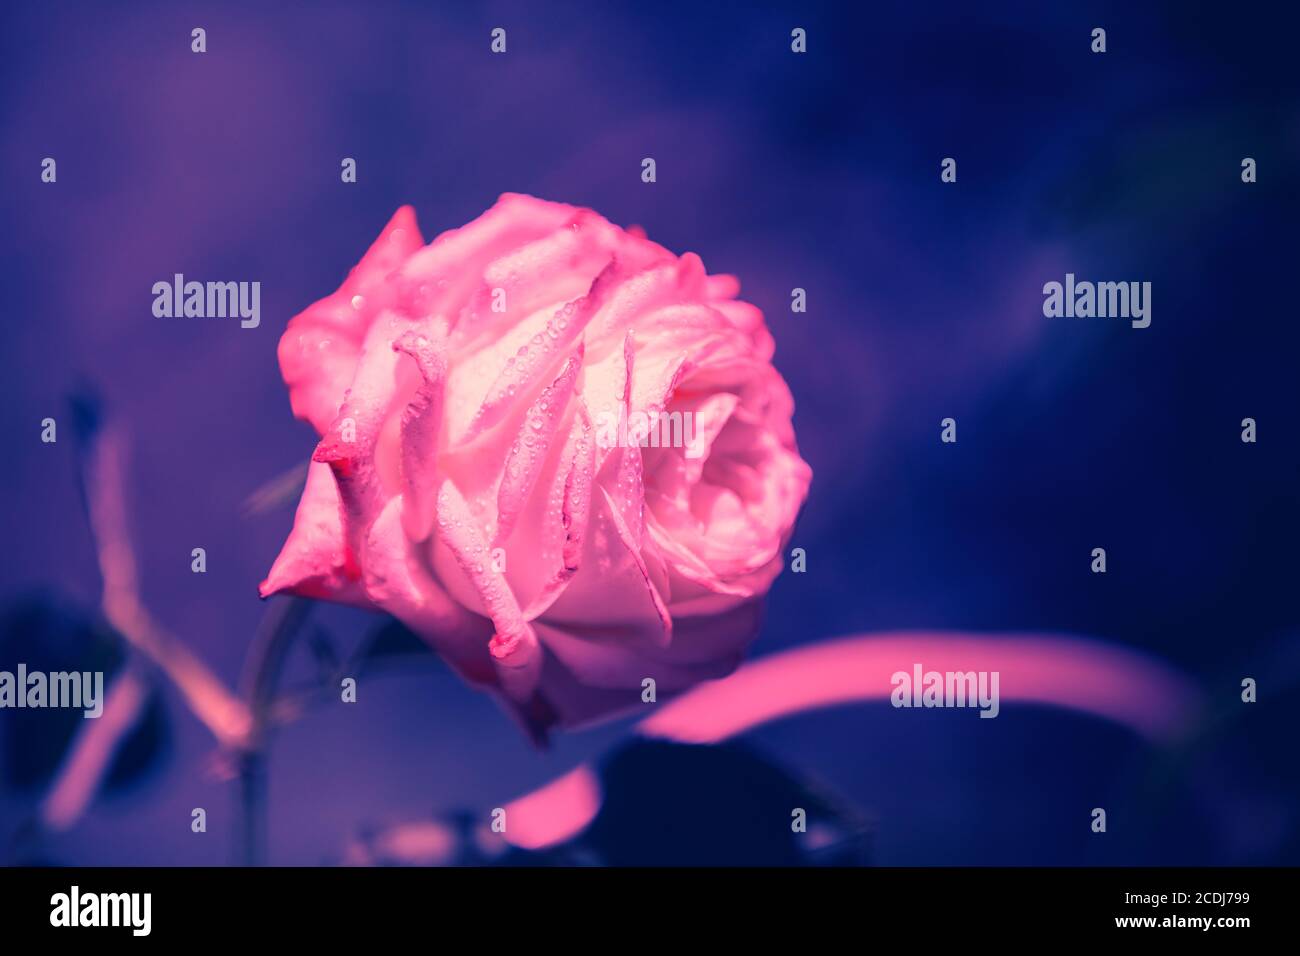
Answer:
xmin=479 ymin=212 xmax=620 ymax=325
xmin=584 ymin=254 xmax=709 ymax=357
xmin=362 ymin=495 xmax=492 ymax=684
xmin=609 ymin=334 xmax=645 ymax=545
xmin=400 ymin=193 xmax=578 ymax=333
xmin=495 ymin=345 xmax=583 ymax=547
xmin=392 ymin=328 xmax=448 ymax=542
xmin=542 ymin=483 xmax=670 ymax=650
xmin=278 ymin=206 xmax=424 ymax=433
xmin=312 ymin=311 xmax=419 ymax=560
xmin=457 ymin=274 xmax=606 ymax=444
xmin=434 ymin=479 xmax=542 ymax=701
xmin=519 ymin=406 xmax=595 ymax=620
xmin=258 ymin=461 xmax=371 ymax=606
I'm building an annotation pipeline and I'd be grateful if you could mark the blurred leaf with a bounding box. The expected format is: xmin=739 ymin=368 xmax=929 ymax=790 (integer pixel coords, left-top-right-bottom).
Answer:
xmin=575 ymin=738 xmax=871 ymax=866
xmin=360 ymin=618 xmax=439 ymax=667
xmin=0 ymin=595 xmax=170 ymax=794
xmin=242 ymin=462 xmax=309 ymax=516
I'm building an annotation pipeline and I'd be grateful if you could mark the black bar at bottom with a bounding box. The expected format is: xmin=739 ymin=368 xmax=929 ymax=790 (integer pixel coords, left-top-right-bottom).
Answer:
xmin=0 ymin=866 xmax=1284 ymax=941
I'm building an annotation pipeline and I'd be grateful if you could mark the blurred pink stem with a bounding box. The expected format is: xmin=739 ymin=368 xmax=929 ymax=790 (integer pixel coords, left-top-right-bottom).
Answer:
xmin=87 ymin=427 xmax=252 ymax=746
xmin=38 ymin=420 xmax=255 ymax=839
xmin=639 ymin=631 xmax=1199 ymax=745
xmin=39 ymin=665 xmax=150 ymax=831
xmin=504 ymin=630 xmax=1202 ymax=851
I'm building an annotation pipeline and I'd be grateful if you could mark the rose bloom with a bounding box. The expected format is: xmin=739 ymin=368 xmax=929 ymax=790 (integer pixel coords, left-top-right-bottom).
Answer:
xmin=261 ymin=194 xmax=811 ymax=734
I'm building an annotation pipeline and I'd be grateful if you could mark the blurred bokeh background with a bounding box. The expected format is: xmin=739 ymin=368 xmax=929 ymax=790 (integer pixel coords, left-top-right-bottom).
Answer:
xmin=1 ymin=0 xmax=1297 ymax=865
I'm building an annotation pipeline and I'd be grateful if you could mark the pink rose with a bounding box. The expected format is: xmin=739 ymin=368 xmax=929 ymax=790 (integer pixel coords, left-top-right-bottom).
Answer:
xmin=261 ymin=194 xmax=811 ymax=733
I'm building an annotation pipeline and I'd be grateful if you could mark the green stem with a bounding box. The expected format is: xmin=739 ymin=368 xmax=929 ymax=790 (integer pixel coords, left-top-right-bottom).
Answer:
xmin=235 ymin=596 xmax=311 ymax=867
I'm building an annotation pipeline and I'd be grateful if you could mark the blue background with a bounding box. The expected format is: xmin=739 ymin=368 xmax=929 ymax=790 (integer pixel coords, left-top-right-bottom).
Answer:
xmin=1 ymin=0 xmax=1297 ymax=865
